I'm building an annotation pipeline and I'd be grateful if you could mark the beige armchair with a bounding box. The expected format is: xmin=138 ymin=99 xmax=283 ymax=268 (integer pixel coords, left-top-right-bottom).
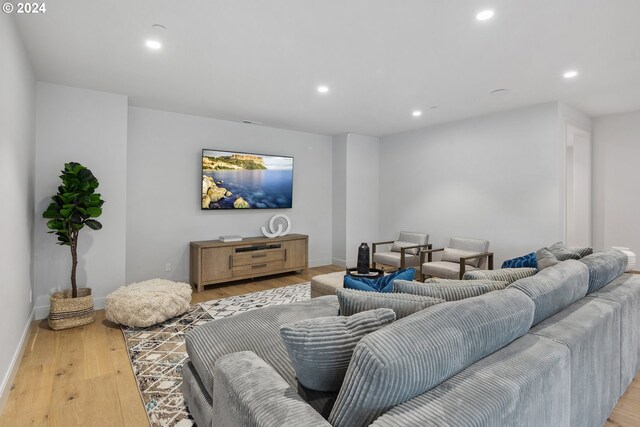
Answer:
xmin=372 ymin=232 xmax=431 ymax=271
xmin=420 ymin=237 xmax=493 ymax=280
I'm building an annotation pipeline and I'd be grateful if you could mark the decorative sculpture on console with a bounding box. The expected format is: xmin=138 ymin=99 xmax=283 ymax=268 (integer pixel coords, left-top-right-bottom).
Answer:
xmin=261 ymin=214 xmax=291 ymax=238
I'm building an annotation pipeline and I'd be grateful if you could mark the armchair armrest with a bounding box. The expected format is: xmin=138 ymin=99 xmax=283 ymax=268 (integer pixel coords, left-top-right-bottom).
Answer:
xmin=419 ymin=247 xmax=444 ymax=280
xmin=372 ymin=240 xmax=395 ymax=254
xmin=213 ymin=351 xmax=331 ymax=427
xmin=458 ymin=252 xmax=494 ymax=279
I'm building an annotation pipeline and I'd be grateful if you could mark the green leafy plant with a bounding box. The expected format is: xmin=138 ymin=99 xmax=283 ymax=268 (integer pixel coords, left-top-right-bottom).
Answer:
xmin=42 ymin=162 xmax=105 ymax=298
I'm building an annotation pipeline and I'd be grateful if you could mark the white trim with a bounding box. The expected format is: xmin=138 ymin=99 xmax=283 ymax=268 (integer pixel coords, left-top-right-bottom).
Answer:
xmin=34 ymin=296 xmax=107 ymax=320
xmin=331 ymin=257 xmax=348 ymax=267
xmin=309 ymin=257 xmax=333 ymax=268
xmin=0 ymin=308 xmax=35 ymax=413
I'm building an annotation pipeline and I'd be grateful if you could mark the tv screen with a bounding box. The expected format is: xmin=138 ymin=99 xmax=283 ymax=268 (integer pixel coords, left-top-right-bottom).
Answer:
xmin=201 ymin=149 xmax=294 ymax=210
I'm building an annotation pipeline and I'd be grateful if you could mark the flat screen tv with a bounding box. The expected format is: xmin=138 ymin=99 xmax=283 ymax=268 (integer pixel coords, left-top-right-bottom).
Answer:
xmin=201 ymin=149 xmax=294 ymax=210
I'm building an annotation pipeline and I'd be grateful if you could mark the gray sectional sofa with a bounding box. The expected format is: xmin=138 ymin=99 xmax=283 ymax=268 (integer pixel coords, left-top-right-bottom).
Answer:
xmin=183 ymin=249 xmax=635 ymax=427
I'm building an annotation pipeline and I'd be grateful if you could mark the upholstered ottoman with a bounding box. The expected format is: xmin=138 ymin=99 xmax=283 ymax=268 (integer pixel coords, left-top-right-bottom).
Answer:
xmin=105 ymin=279 xmax=192 ymax=327
xmin=310 ymin=271 xmax=345 ymax=298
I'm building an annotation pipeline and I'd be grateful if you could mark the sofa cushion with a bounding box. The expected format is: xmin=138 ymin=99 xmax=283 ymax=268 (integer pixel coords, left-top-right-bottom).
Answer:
xmin=184 ymin=296 xmax=340 ymax=417
xmin=337 ymin=288 xmax=443 ymax=319
xmin=548 ymin=242 xmax=581 ymax=261
xmin=370 ymin=334 xmax=570 ymax=427
xmin=394 ymin=280 xmax=508 ymax=301
xmin=508 ymin=260 xmax=588 ymax=326
xmin=588 ymin=274 xmax=640 ymax=391
xmin=536 ymin=247 xmax=560 ymax=270
xmin=579 ymin=249 xmax=628 ymax=293
xmin=501 ymin=252 xmax=537 ymax=269
xmin=529 ymin=297 xmax=621 ymax=427
xmin=328 ymin=288 xmax=535 ymax=427
xmin=463 ymin=267 xmax=537 ymax=284
xmin=343 ymin=268 xmax=414 ymax=293
xmin=280 ymin=309 xmax=395 ymax=392
xmin=442 ymin=247 xmax=483 ymax=268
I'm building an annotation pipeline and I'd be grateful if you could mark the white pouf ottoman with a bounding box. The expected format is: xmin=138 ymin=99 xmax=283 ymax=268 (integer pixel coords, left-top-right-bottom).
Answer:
xmin=310 ymin=271 xmax=346 ymax=298
xmin=106 ymin=279 xmax=192 ymax=327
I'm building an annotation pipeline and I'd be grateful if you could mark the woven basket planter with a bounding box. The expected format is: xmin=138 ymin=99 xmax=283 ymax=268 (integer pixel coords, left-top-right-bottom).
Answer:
xmin=48 ymin=288 xmax=95 ymax=330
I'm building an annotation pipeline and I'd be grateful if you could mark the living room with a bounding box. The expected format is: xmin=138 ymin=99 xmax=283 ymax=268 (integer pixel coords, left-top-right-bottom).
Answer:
xmin=2 ymin=1 xmax=640 ymax=426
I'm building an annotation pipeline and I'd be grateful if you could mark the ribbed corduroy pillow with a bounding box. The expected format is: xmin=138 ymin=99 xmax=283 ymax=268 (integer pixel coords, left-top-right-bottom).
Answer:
xmin=395 ymin=279 xmax=508 ymax=301
xmin=462 ymin=267 xmax=537 ymax=284
xmin=536 ymin=248 xmax=560 ymax=270
xmin=279 ymin=308 xmax=396 ymax=392
xmin=337 ymin=288 xmax=444 ymax=319
xmin=547 ymin=242 xmax=581 ymax=261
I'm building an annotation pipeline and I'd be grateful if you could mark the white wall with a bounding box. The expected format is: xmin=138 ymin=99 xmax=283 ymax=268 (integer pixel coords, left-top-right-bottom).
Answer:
xmin=33 ymin=83 xmax=128 ymax=318
xmin=331 ymin=134 xmax=348 ymax=264
xmin=345 ymin=134 xmax=380 ymax=266
xmin=0 ymin=14 xmax=36 ymax=403
xmin=126 ymin=107 xmax=333 ymax=283
xmin=592 ymin=109 xmax=640 ymax=257
xmin=331 ymin=133 xmax=380 ymax=266
xmin=379 ymin=103 xmax=563 ymax=265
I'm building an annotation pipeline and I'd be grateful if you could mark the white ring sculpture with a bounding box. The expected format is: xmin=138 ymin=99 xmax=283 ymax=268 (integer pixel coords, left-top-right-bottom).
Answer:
xmin=261 ymin=214 xmax=291 ymax=238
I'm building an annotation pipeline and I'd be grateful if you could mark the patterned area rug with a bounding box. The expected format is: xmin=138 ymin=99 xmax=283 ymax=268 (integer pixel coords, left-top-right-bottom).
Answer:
xmin=121 ymin=283 xmax=311 ymax=427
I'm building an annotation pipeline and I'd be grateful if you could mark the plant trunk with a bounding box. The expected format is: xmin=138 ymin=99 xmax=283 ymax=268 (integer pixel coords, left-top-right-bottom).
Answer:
xmin=70 ymin=230 xmax=78 ymax=298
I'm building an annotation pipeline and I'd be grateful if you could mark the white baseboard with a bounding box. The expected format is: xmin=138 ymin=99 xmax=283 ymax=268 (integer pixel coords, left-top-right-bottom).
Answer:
xmin=0 ymin=308 xmax=35 ymax=413
xmin=34 ymin=296 xmax=107 ymax=320
xmin=309 ymin=257 xmax=333 ymax=268
xmin=331 ymin=258 xmax=347 ymax=267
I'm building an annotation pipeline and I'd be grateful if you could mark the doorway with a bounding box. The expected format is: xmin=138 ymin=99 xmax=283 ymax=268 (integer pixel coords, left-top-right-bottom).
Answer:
xmin=565 ymin=124 xmax=591 ymax=247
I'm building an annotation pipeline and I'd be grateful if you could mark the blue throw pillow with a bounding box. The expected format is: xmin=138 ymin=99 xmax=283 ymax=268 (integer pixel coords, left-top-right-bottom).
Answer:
xmin=344 ymin=268 xmax=415 ymax=293
xmin=501 ymin=252 xmax=537 ymax=269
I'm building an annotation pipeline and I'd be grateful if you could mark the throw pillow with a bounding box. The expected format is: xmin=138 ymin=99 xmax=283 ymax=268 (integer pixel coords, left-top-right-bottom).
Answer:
xmin=343 ymin=268 xmax=415 ymax=293
xmin=568 ymin=246 xmax=593 ymax=258
xmin=547 ymin=242 xmax=581 ymax=261
xmin=396 ymin=279 xmax=508 ymax=301
xmin=441 ymin=248 xmax=484 ymax=268
xmin=462 ymin=268 xmax=537 ymax=284
xmin=391 ymin=241 xmax=419 ymax=255
xmin=501 ymin=252 xmax=537 ymax=269
xmin=536 ymin=248 xmax=560 ymax=270
xmin=337 ymin=288 xmax=444 ymax=319
xmin=280 ymin=308 xmax=396 ymax=392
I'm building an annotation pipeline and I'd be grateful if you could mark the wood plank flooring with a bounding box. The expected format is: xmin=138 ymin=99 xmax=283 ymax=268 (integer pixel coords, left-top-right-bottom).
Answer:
xmin=1 ymin=265 xmax=639 ymax=427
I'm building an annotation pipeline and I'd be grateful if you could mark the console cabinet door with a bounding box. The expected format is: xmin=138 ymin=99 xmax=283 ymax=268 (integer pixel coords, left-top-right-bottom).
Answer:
xmin=282 ymin=239 xmax=307 ymax=269
xmin=201 ymin=247 xmax=233 ymax=282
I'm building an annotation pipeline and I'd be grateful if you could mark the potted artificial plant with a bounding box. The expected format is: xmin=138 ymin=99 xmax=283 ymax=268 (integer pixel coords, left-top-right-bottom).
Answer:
xmin=43 ymin=162 xmax=105 ymax=330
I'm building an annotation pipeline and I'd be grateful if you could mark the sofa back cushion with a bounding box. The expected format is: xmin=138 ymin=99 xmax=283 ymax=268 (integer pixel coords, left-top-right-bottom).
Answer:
xmin=508 ymin=260 xmax=588 ymax=325
xmin=463 ymin=267 xmax=537 ymax=284
xmin=328 ymin=288 xmax=535 ymax=427
xmin=394 ymin=279 xmax=508 ymax=301
xmin=337 ymin=288 xmax=443 ymax=319
xmin=580 ymin=249 xmax=628 ymax=293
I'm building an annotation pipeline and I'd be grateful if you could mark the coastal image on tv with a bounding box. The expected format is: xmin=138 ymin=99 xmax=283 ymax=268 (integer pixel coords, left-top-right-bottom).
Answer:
xmin=202 ymin=149 xmax=294 ymax=209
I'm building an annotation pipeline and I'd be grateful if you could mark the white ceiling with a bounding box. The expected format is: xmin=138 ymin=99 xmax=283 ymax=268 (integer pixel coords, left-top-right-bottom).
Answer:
xmin=14 ymin=0 xmax=640 ymax=136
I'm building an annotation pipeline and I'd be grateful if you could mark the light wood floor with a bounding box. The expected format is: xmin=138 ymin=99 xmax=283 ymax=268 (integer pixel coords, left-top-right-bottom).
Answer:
xmin=1 ymin=265 xmax=639 ymax=427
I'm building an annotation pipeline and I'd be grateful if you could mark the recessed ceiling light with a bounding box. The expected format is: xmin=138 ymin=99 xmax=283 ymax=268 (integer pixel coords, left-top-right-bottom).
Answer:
xmin=412 ymin=110 xmax=422 ymax=117
xmin=476 ymin=10 xmax=495 ymax=21
xmin=317 ymin=85 xmax=329 ymax=94
xmin=563 ymin=70 xmax=579 ymax=79
xmin=145 ymin=39 xmax=162 ymax=50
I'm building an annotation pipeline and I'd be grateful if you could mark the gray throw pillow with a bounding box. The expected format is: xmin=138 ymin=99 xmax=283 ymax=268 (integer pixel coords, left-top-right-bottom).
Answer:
xmin=279 ymin=308 xmax=396 ymax=392
xmin=337 ymin=288 xmax=444 ymax=319
xmin=536 ymin=248 xmax=560 ymax=270
xmin=568 ymin=246 xmax=593 ymax=258
xmin=441 ymin=247 xmax=483 ymax=268
xmin=547 ymin=242 xmax=581 ymax=261
xmin=395 ymin=279 xmax=508 ymax=301
xmin=391 ymin=241 xmax=419 ymax=255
